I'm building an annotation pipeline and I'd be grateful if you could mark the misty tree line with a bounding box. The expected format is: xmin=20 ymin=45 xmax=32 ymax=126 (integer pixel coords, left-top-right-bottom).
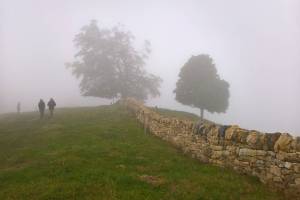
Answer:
xmin=66 ymin=20 xmax=230 ymax=120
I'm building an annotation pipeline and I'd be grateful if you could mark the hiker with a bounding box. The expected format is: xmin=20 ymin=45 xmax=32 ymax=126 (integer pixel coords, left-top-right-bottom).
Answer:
xmin=47 ymin=98 xmax=56 ymax=117
xmin=17 ymin=102 xmax=21 ymax=114
xmin=38 ymin=99 xmax=46 ymax=119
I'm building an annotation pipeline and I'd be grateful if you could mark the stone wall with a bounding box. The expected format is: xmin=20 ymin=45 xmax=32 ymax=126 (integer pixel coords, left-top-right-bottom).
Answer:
xmin=122 ymin=98 xmax=300 ymax=199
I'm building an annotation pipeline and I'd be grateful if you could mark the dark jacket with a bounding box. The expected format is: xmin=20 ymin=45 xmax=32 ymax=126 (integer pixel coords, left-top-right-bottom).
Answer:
xmin=38 ymin=100 xmax=45 ymax=111
xmin=47 ymin=99 xmax=56 ymax=110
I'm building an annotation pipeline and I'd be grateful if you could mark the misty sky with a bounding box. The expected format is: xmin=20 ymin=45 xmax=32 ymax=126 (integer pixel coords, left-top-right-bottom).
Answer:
xmin=1 ymin=0 xmax=300 ymax=136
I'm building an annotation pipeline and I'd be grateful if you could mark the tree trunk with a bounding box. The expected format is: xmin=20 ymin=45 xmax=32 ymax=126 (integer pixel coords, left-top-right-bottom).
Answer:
xmin=200 ymin=108 xmax=204 ymax=121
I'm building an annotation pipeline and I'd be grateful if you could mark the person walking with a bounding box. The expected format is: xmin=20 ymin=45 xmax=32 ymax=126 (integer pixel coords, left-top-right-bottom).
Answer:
xmin=47 ymin=98 xmax=56 ymax=117
xmin=17 ymin=102 xmax=21 ymax=114
xmin=38 ymin=99 xmax=46 ymax=119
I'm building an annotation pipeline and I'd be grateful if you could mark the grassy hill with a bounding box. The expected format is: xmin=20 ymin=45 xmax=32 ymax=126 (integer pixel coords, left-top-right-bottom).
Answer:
xmin=151 ymin=107 xmax=215 ymax=125
xmin=151 ymin=107 xmax=201 ymax=121
xmin=0 ymin=105 xmax=284 ymax=200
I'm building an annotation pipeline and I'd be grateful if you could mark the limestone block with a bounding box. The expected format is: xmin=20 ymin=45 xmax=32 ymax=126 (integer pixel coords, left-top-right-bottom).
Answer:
xmin=276 ymin=152 xmax=287 ymax=161
xmin=264 ymin=133 xmax=281 ymax=151
xmin=284 ymin=153 xmax=300 ymax=163
xmin=273 ymin=177 xmax=283 ymax=182
xmin=213 ymin=160 xmax=224 ymax=166
xmin=246 ymin=132 xmax=258 ymax=147
xmin=284 ymin=162 xmax=292 ymax=169
xmin=295 ymin=137 xmax=300 ymax=152
xmin=274 ymin=133 xmax=293 ymax=152
xmin=256 ymin=150 xmax=267 ymax=156
xmin=267 ymin=151 xmax=276 ymax=157
xmin=281 ymin=168 xmax=292 ymax=176
xmin=235 ymin=128 xmax=249 ymax=144
xmin=295 ymin=178 xmax=300 ymax=185
xmin=270 ymin=165 xmax=281 ymax=176
xmin=223 ymin=150 xmax=230 ymax=156
xmin=225 ymin=125 xmax=239 ymax=140
xmin=256 ymin=160 xmax=264 ymax=165
xmin=293 ymin=164 xmax=300 ymax=173
xmin=234 ymin=159 xmax=250 ymax=167
xmin=210 ymin=145 xmax=223 ymax=151
xmin=211 ymin=126 xmax=220 ymax=137
xmin=246 ymin=131 xmax=265 ymax=149
xmin=239 ymin=148 xmax=256 ymax=157
xmin=211 ymin=151 xmax=223 ymax=159
xmin=266 ymin=173 xmax=273 ymax=181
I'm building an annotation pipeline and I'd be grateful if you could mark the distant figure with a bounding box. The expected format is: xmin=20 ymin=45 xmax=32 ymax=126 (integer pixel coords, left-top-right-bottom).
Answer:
xmin=38 ymin=99 xmax=46 ymax=119
xmin=17 ymin=102 xmax=21 ymax=114
xmin=47 ymin=98 xmax=56 ymax=117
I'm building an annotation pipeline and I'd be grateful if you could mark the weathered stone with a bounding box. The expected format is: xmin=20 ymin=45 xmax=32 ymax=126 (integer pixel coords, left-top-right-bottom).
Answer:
xmin=256 ymin=160 xmax=264 ymax=165
xmin=225 ymin=125 xmax=239 ymax=140
xmin=270 ymin=165 xmax=281 ymax=176
xmin=256 ymin=134 xmax=266 ymax=150
xmin=210 ymin=145 xmax=223 ymax=151
xmin=274 ymin=133 xmax=293 ymax=152
xmin=246 ymin=132 xmax=258 ymax=148
xmin=266 ymin=173 xmax=273 ymax=181
xmin=284 ymin=162 xmax=292 ymax=169
xmin=295 ymin=137 xmax=300 ymax=152
xmin=212 ymin=160 xmax=224 ymax=166
xmin=281 ymin=169 xmax=292 ymax=176
xmin=263 ymin=132 xmax=281 ymax=151
xmin=276 ymin=152 xmax=287 ymax=160
xmin=234 ymin=159 xmax=250 ymax=167
xmin=293 ymin=164 xmax=300 ymax=173
xmin=273 ymin=177 xmax=283 ymax=182
xmin=256 ymin=150 xmax=267 ymax=156
xmin=239 ymin=148 xmax=256 ymax=157
xmin=267 ymin=151 xmax=276 ymax=157
xmin=284 ymin=153 xmax=300 ymax=163
xmin=295 ymin=178 xmax=300 ymax=185
xmin=235 ymin=128 xmax=249 ymax=144
xmin=218 ymin=125 xmax=229 ymax=138
xmin=223 ymin=150 xmax=230 ymax=156
xmin=211 ymin=151 xmax=223 ymax=159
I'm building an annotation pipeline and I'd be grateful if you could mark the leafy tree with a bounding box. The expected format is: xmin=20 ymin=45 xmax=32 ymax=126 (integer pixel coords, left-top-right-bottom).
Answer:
xmin=66 ymin=20 xmax=162 ymax=101
xmin=174 ymin=54 xmax=230 ymax=120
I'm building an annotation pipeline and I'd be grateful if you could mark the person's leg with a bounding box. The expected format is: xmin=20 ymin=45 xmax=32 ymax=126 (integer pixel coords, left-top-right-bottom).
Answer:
xmin=50 ymin=109 xmax=53 ymax=117
xmin=40 ymin=110 xmax=43 ymax=119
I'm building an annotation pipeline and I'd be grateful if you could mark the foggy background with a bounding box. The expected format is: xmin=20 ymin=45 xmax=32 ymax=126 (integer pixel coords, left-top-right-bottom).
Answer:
xmin=1 ymin=0 xmax=299 ymax=136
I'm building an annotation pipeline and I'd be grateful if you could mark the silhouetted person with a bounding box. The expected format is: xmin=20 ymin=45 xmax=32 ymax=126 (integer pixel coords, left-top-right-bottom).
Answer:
xmin=47 ymin=98 xmax=56 ymax=117
xmin=17 ymin=102 xmax=21 ymax=114
xmin=38 ymin=99 xmax=46 ymax=119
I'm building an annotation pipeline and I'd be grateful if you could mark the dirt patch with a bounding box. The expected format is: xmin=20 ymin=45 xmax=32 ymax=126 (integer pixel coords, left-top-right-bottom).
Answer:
xmin=139 ymin=174 xmax=165 ymax=186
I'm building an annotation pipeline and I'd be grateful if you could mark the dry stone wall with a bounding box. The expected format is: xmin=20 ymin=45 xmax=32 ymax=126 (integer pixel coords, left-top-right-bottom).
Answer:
xmin=122 ymin=98 xmax=300 ymax=198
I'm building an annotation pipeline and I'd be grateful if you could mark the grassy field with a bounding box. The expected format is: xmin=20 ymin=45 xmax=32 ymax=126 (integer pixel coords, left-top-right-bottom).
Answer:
xmin=152 ymin=107 xmax=215 ymax=125
xmin=152 ymin=107 xmax=201 ymax=121
xmin=0 ymin=105 xmax=284 ymax=200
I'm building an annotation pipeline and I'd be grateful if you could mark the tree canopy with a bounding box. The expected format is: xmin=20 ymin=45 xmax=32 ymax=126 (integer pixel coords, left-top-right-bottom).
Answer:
xmin=174 ymin=54 xmax=230 ymax=119
xmin=66 ymin=20 xmax=162 ymax=101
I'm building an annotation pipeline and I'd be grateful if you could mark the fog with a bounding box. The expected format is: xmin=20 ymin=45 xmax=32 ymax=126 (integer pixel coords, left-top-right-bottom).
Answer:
xmin=1 ymin=0 xmax=299 ymax=135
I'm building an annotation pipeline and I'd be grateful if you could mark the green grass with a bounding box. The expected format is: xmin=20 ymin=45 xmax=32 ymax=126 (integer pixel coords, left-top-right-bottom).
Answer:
xmin=0 ymin=105 xmax=283 ymax=200
xmin=151 ymin=107 xmax=201 ymax=121
xmin=152 ymin=107 xmax=215 ymax=125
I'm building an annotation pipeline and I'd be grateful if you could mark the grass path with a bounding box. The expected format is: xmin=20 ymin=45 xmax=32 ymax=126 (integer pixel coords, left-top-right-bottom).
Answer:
xmin=0 ymin=105 xmax=284 ymax=200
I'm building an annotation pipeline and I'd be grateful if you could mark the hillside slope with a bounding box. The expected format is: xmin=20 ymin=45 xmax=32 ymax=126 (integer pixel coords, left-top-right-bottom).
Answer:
xmin=0 ymin=105 xmax=284 ymax=200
